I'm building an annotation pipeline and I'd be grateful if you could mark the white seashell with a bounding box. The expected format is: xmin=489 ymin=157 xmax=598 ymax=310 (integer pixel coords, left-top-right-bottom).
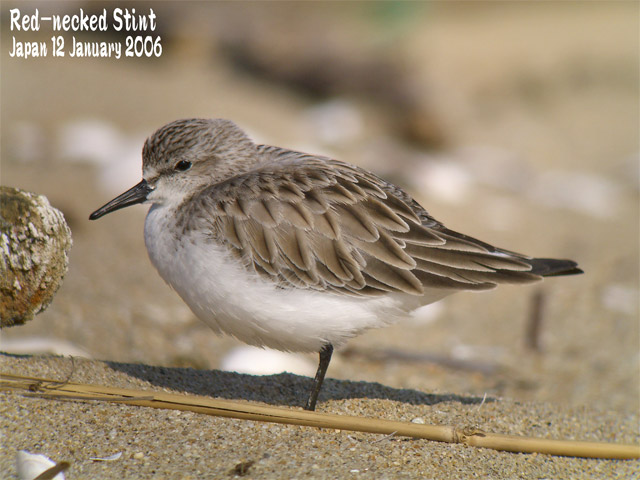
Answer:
xmin=220 ymin=346 xmax=316 ymax=376
xmin=0 ymin=337 xmax=90 ymax=357
xmin=16 ymin=450 xmax=65 ymax=480
xmin=90 ymin=451 xmax=123 ymax=462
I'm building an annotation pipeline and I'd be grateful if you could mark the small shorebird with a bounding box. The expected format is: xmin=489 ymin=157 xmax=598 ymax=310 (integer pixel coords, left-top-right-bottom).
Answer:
xmin=90 ymin=118 xmax=582 ymax=410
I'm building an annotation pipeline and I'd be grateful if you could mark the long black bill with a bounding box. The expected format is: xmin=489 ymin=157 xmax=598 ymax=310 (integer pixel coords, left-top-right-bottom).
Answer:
xmin=89 ymin=179 xmax=153 ymax=220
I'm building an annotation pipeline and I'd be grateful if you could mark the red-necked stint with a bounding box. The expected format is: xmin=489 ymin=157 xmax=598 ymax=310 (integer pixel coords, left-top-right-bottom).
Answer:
xmin=90 ymin=118 xmax=582 ymax=411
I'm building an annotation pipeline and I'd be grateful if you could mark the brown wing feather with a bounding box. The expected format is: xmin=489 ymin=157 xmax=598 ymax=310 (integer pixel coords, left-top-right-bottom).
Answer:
xmin=187 ymin=152 xmax=543 ymax=296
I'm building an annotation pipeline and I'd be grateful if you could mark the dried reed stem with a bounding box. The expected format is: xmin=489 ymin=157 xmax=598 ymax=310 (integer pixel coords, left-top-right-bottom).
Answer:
xmin=2 ymin=373 xmax=638 ymax=460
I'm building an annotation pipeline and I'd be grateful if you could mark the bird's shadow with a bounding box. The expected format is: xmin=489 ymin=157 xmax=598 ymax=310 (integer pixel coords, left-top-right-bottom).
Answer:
xmin=106 ymin=360 xmax=494 ymax=409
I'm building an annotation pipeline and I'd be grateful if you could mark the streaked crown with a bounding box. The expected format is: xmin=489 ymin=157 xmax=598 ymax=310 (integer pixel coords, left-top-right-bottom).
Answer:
xmin=142 ymin=118 xmax=258 ymax=183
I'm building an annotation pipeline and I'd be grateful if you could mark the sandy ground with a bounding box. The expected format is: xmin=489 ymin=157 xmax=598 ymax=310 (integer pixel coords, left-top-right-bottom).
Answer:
xmin=2 ymin=354 xmax=639 ymax=479
xmin=1 ymin=2 xmax=638 ymax=478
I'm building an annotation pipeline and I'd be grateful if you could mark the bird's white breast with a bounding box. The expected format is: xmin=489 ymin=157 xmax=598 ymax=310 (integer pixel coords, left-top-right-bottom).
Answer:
xmin=143 ymin=204 xmax=428 ymax=352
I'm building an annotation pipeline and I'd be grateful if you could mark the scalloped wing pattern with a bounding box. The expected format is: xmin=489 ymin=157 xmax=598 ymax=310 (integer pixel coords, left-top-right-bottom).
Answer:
xmin=185 ymin=151 xmax=541 ymax=298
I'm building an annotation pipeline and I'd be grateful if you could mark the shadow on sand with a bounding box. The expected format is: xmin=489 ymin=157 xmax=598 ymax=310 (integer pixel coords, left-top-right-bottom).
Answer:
xmin=106 ymin=359 xmax=494 ymax=409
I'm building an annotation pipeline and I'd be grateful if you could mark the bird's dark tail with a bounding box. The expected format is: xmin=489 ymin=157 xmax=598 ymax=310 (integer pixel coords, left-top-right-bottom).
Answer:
xmin=528 ymin=258 xmax=583 ymax=277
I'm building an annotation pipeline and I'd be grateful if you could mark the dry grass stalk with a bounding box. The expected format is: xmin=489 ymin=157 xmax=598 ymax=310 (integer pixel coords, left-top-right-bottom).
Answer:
xmin=1 ymin=372 xmax=638 ymax=460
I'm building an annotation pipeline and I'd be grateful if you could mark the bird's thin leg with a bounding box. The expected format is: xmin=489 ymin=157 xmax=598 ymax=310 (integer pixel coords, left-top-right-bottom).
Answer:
xmin=304 ymin=343 xmax=333 ymax=411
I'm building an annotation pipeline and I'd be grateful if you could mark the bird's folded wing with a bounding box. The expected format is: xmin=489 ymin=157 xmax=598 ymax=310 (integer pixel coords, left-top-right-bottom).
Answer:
xmin=188 ymin=155 xmax=540 ymax=297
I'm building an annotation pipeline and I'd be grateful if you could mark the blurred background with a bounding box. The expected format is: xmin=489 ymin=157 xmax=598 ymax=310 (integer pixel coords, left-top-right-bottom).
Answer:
xmin=1 ymin=1 xmax=638 ymax=415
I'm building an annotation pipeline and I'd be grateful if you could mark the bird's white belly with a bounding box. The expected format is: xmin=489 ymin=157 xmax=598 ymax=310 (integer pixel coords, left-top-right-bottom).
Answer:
xmin=144 ymin=205 xmax=442 ymax=352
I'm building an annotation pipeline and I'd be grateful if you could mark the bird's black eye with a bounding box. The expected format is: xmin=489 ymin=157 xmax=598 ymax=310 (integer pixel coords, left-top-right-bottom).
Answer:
xmin=174 ymin=160 xmax=192 ymax=172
